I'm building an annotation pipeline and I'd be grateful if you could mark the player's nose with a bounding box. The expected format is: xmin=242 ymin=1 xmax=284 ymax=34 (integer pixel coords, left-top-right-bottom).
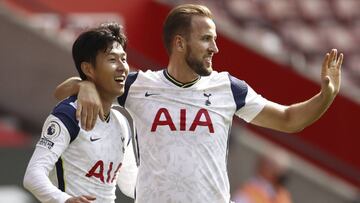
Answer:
xmin=209 ymin=41 xmax=219 ymax=54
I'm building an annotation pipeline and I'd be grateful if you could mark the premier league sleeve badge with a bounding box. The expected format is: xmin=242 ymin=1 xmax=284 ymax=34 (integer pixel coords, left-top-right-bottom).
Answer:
xmin=38 ymin=121 xmax=61 ymax=149
xmin=45 ymin=121 xmax=61 ymax=140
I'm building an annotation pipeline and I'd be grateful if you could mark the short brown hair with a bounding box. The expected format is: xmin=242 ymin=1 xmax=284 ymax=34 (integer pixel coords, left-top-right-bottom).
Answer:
xmin=163 ymin=4 xmax=213 ymax=54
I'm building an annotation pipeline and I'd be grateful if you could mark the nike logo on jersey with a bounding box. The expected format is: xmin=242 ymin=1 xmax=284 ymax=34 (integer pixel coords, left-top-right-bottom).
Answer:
xmin=90 ymin=137 xmax=101 ymax=142
xmin=145 ymin=92 xmax=159 ymax=97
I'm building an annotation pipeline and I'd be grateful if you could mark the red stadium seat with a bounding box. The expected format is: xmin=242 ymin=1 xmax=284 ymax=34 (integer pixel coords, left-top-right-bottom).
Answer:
xmin=331 ymin=0 xmax=360 ymax=23
xmin=296 ymin=0 xmax=334 ymax=23
xmin=258 ymin=0 xmax=299 ymax=24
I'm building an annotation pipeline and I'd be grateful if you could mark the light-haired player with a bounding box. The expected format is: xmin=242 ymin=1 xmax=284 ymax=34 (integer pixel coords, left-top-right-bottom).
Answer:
xmin=23 ymin=22 xmax=137 ymax=203
xmin=54 ymin=4 xmax=343 ymax=203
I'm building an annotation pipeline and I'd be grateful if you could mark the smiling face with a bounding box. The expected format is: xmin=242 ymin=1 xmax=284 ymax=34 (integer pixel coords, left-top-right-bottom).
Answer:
xmin=91 ymin=41 xmax=129 ymax=100
xmin=184 ymin=16 xmax=218 ymax=76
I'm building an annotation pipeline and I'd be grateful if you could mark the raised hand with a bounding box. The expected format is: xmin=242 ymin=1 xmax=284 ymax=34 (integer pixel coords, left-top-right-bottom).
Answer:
xmin=321 ymin=49 xmax=343 ymax=97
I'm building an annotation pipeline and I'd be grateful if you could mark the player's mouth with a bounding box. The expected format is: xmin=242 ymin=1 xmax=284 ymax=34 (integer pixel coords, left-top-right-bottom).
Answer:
xmin=204 ymin=56 xmax=212 ymax=66
xmin=114 ymin=76 xmax=126 ymax=84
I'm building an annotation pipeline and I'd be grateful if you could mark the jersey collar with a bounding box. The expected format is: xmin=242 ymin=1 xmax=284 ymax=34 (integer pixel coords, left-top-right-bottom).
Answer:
xmin=163 ymin=69 xmax=200 ymax=88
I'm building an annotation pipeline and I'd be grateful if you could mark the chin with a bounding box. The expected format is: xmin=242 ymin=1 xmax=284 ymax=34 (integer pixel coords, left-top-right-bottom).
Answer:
xmin=198 ymin=71 xmax=211 ymax=77
xmin=118 ymin=90 xmax=125 ymax=96
xmin=203 ymin=67 xmax=213 ymax=76
xmin=114 ymin=89 xmax=125 ymax=97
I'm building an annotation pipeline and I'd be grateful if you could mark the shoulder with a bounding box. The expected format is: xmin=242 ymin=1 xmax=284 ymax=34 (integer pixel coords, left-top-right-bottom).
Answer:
xmin=228 ymin=74 xmax=247 ymax=92
xmin=111 ymin=108 xmax=132 ymax=141
xmin=208 ymin=71 xmax=242 ymax=83
xmin=207 ymin=71 xmax=247 ymax=88
xmin=51 ymin=96 xmax=80 ymax=142
xmin=126 ymin=72 xmax=139 ymax=83
xmin=111 ymin=108 xmax=129 ymax=125
xmin=52 ymin=95 xmax=77 ymax=115
xmin=122 ymin=69 xmax=162 ymax=91
xmin=138 ymin=69 xmax=164 ymax=81
xmin=124 ymin=69 xmax=163 ymax=89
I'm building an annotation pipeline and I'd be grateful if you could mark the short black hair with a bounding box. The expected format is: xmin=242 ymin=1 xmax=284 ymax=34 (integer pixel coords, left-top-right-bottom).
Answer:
xmin=72 ymin=22 xmax=127 ymax=80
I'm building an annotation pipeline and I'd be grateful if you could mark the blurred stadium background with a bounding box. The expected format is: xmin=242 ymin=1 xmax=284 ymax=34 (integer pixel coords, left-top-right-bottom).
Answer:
xmin=0 ymin=0 xmax=359 ymax=202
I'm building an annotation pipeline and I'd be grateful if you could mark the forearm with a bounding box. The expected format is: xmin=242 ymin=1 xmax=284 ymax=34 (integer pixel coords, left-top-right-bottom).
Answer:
xmin=285 ymin=89 xmax=336 ymax=132
xmin=24 ymin=147 xmax=71 ymax=203
xmin=54 ymin=77 xmax=81 ymax=100
xmin=252 ymin=49 xmax=342 ymax=133
xmin=252 ymin=90 xmax=337 ymax=133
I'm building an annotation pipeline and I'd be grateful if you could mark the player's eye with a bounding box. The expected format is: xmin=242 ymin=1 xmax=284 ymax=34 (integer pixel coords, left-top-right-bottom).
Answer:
xmin=202 ymin=36 xmax=211 ymax=41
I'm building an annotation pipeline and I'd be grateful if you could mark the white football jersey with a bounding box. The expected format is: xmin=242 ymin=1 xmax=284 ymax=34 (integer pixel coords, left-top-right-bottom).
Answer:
xmin=117 ymin=70 xmax=267 ymax=203
xmin=25 ymin=96 xmax=137 ymax=203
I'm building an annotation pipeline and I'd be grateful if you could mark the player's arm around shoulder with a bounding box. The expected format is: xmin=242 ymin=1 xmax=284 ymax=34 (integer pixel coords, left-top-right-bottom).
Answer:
xmin=54 ymin=77 xmax=82 ymax=101
xmin=250 ymin=49 xmax=343 ymax=133
xmin=54 ymin=77 xmax=104 ymax=131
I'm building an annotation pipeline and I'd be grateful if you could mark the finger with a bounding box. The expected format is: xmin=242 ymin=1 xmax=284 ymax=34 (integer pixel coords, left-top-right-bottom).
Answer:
xmin=78 ymin=197 xmax=91 ymax=203
xmin=86 ymin=105 xmax=94 ymax=131
xmin=333 ymin=49 xmax=338 ymax=61
xmin=329 ymin=49 xmax=337 ymax=66
xmin=90 ymin=106 xmax=99 ymax=129
xmin=79 ymin=195 xmax=95 ymax=203
xmin=81 ymin=105 xmax=88 ymax=130
xmin=321 ymin=53 xmax=330 ymax=75
xmin=99 ymin=106 xmax=105 ymax=122
xmin=76 ymin=103 xmax=82 ymax=121
xmin=83 ymin=195 xmax=96 ymax=200
xmin=337 ymin=53 xmax=344 ymax=69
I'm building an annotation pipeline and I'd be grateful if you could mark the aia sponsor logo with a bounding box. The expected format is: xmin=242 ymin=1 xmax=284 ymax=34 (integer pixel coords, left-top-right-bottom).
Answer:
xmin=151 ymin=108 xmax=214 ymax=133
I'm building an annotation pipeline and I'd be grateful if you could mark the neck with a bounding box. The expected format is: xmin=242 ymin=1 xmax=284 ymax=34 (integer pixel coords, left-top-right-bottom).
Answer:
xmin=98 ymin=94 xmax=115 ymax=118
xmin=167 ymin=56 xmax=199 ymax=83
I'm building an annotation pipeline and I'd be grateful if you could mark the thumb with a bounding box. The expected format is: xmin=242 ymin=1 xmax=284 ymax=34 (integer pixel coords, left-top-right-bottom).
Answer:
xmin=322 ymin=76 xmax=330 ymax=86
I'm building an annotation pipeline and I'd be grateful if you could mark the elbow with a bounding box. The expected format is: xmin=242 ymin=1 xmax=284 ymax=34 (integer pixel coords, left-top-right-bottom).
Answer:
xmin=23 ymin=171 xmax=31 ymax=191
xmin=53 ymin=86 xmax=64 ymax=101
xmin=285 ymin=127 xmax=304 ymax=134
xmin=23 ymin=168 xmax=38 ymax=193
xmin=120 ymin=187 xmax=135 ymax=199
xmin=282 ymin=123 xmax=305 ymax=133
xmin=281 ymin=110 xmax=305 ymax=133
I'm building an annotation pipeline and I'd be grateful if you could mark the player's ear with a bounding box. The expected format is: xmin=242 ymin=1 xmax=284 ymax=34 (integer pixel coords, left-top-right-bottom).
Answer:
xmin=81 ymin=62 xmax=95 ymax=81
xmin=174 ymin=35 xmax=185 ymax=52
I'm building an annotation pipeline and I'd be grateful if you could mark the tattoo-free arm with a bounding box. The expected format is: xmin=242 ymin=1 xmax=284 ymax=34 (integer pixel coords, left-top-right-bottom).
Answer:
xmin=251 ymin=49 xmax=343 ymax=133
xmin=54 ymin=77 xmax=104 ymax=130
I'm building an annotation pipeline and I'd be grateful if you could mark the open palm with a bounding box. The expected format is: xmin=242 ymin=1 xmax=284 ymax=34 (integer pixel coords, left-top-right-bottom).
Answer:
xmin=321 ymin=49 xmax=343 ymax=96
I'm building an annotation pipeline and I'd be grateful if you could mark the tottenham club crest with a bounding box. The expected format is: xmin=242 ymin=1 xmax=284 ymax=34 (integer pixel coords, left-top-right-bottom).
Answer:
xmin=44 ymin=121 xmax=61 ymax=140
xmin=203 ymin=92 xmax=212 ymax=106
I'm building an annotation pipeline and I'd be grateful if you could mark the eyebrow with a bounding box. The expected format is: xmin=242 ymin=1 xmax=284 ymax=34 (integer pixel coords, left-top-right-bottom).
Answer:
xmin=107 ymin=52 xmax=127 ymax=57
xmin=202 ymin=34 xmax=217 ymax=39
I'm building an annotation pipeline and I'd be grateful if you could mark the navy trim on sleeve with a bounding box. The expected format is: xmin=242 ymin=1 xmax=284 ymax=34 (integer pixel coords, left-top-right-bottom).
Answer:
xmin=51 ymin=96 xmax=80 ymax=143
xmin=229 ymin=74 xmax=248 ymax=111
xmin=117 ymin=72 xmax=138 ymax=107
xmin=55 ymin=157 xmax=65 ymax=191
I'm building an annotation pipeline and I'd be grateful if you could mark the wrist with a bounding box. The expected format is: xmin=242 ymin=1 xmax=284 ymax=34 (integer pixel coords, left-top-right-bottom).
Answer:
xmin=320 ymin=88 xmax=336 ymax=102
xmin=78 ymin=80 xmax=94 ymax=90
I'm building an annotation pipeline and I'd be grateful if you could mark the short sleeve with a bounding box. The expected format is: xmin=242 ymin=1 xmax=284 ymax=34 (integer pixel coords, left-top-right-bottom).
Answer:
xmin=229 ymin=76 xmax=267 ymax=122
